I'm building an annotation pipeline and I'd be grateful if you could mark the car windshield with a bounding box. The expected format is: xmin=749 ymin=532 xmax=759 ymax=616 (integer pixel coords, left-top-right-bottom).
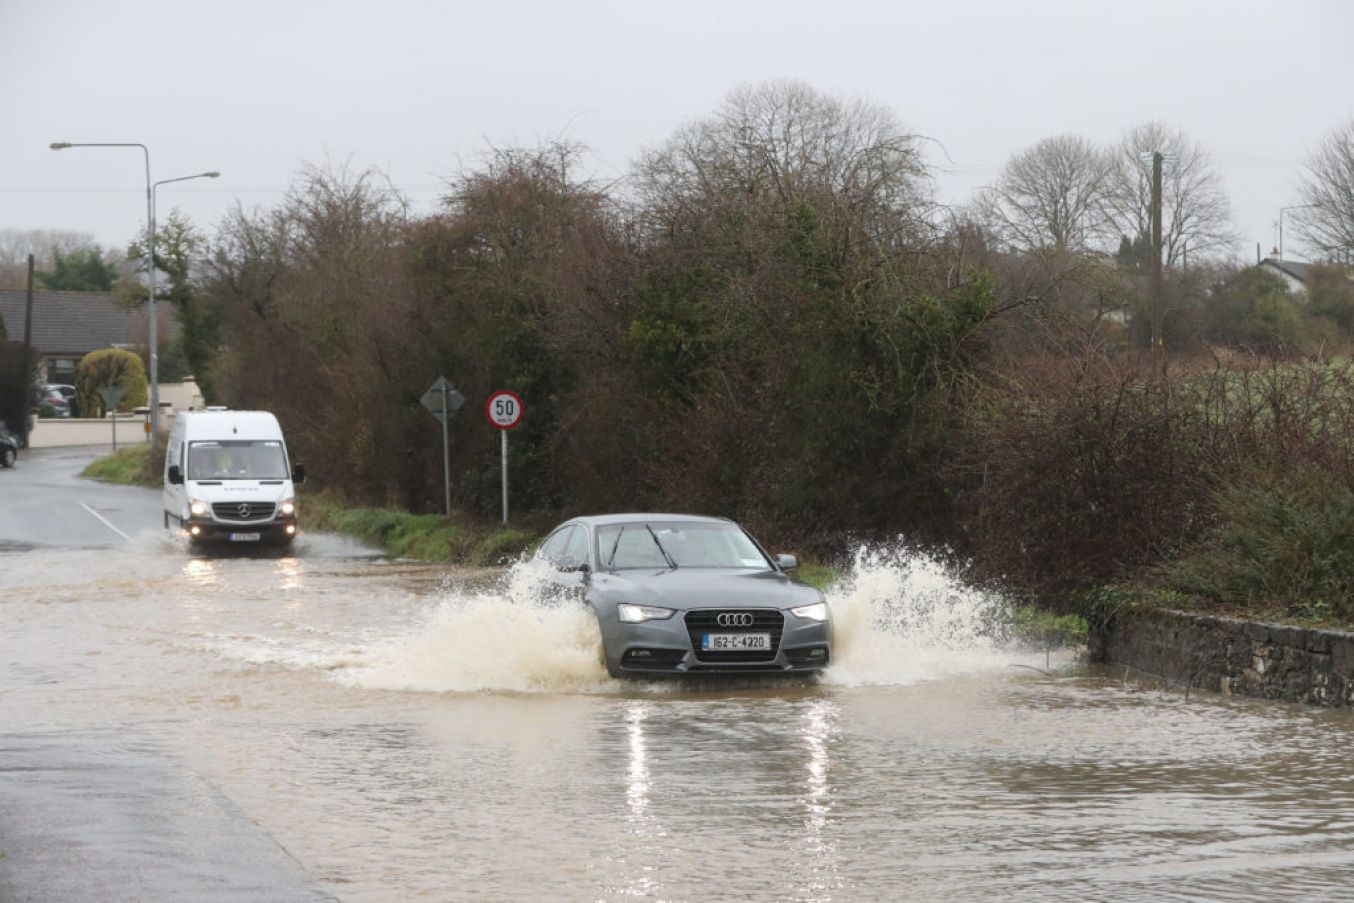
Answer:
xmin=188 ymin=440 xmax=288 ymax=480
xmin=598 ymin=522 xmax=770 ymax=570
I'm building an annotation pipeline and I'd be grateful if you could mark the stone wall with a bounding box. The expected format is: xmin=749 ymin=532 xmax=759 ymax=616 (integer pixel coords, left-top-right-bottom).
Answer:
xmin=28 ymin=417 xmax=150 ymax=449
xmin=1093 ymin=607 xmax=1354 ymax=707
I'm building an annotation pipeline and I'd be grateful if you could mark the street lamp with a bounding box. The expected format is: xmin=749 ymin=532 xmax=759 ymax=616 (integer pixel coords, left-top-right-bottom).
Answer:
xmin=49 ymin=143 xmax=219 ymax=449
xmin=1279 ymin=204 xmax=1320 ymax=262
xmin=151 ymin=170 xmax=219 ymax=436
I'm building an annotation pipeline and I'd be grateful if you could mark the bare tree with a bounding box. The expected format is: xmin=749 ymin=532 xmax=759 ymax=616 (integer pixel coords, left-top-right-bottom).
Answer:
xmin=634 ymin=80 xmax=930 ymax=252
xmin=0 ymin=228 xmax=100 ymax=288
xmin=977 ymin=135 xmax=1113 ymax=254
xmin=1105 ymin=122 xmax=1235 ymax=267
xmin=1294 ymin=119 xmax=1354 ymax=262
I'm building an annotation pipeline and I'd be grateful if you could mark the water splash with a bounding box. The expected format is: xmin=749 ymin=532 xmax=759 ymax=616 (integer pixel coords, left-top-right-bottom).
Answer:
xmin=822 ymin=544 xmax=1016 ymax=687
xmin=336 ymin=558 xmax=613 ymax=694
xmin=332 ymin=545 xmax=1021 ymax=695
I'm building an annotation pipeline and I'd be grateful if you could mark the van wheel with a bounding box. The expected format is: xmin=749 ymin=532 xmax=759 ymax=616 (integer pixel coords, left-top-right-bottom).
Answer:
xmin=0 ymin=447 xmax=14 ymax=468
xmin=163 ymin=512 xmax=169 ymax=529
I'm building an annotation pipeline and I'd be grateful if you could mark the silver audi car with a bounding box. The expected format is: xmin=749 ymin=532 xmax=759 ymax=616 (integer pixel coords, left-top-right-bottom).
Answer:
xmin=535 ymin=513 xmax=832 ymax=677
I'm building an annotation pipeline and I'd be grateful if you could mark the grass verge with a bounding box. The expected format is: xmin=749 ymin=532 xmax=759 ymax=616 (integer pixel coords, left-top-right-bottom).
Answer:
xmin=303 ymin=492 xmax=542 ymax=565
xmin=80 ymin=445 xmax=159 ymax=488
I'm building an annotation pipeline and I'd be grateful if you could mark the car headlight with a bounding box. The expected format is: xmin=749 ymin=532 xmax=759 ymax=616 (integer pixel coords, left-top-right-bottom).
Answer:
xmin=189 ymin=499 xmax=209 ymax=517
xmin=791 ymin=602 xmax=829 ymax=622
xmin=617 ymin=603 xmax=675 ymax=623
xmin=279 ymin=499 xmax=296 ymax=516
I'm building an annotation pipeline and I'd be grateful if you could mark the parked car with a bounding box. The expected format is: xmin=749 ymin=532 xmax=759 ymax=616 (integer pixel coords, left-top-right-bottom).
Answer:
xmin=34 ymin=385 xmax=70 ymax=418
xmin=535 ymin=513 xmax=831 ymax=677
xmin=46 ymin=384 xmax=78 ymax=416
xmin=0 ymin=421 xmax=17 ymax=468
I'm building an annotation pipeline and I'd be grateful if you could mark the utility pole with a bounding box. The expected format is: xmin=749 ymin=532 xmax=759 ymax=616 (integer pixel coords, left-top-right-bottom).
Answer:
xmin=1150 ymin=151 xmax=1164 ymax=375
xmin=21 ymin=254 xmax=35 ymax=449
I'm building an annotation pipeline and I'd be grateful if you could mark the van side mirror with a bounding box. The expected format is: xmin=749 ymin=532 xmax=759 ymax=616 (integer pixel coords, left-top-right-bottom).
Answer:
xmin=167 ymin=464 xmax=183 ymax=485
xmin=776 ymin=553 xmax=798 ymax=571
xmin=291 ymin=463 xmax=306 ymax=484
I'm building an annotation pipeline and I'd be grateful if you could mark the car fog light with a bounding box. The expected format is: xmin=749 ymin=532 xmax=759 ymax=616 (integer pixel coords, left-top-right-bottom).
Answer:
xmin=618 ymin=603 xmax=675 ymax=623
xmin=189 ymin=525 xmax=201 ymax=536
xmin=791 ymin=602 xmax=829 ymax=622
xmin=285 ymin=524 xmax=296 ymax=535
xmin=189 ymin=500 xmax=208 ymax=517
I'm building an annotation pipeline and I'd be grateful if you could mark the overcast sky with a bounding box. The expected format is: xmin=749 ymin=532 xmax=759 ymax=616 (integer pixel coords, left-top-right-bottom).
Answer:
xmin=2 ymin=0 xmax=1351 ymax=262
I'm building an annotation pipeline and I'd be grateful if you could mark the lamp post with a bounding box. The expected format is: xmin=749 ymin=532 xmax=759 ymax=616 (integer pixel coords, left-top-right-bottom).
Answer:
xmin=49 ymin=142 xmax=157 ymax=444
xmin=152 ymin=171 xmax=220 ymax=434
xmin=49 ymin=143 xmax=218 ymax=448
xmin=1279 ymin=204 xmax=1320 ymax=262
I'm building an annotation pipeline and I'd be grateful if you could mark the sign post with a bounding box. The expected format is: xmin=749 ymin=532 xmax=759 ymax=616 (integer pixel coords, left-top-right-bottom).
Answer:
xmin=485 ymin=390 xmax=524 ymax=524
xmin=97 ymin=386 xmax=125 ymax=451
xmin=420 ymin=377 xmax=466 ymax=518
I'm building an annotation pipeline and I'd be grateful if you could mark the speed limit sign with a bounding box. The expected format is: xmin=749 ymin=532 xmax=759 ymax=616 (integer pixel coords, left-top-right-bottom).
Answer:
xmin=485 ymin=390 xmax=524 ymax=430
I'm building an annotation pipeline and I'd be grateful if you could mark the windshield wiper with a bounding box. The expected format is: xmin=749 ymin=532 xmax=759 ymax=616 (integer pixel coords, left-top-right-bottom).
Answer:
xmin=607 ymin=526 xmax=626 ymax=570
xmin=645 ymin=525 xmax=678 ymax=570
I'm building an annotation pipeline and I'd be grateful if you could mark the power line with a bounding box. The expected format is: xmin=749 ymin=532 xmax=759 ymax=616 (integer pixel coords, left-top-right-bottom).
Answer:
xmin=0 ymin=186 xmax=448 ymax=195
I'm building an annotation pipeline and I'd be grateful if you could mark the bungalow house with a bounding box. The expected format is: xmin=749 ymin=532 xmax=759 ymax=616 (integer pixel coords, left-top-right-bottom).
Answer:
xmin=0 ymin=289 xmax=174 ymax=384
xmin=1257 ymin=258 xmax=1315 ymax=296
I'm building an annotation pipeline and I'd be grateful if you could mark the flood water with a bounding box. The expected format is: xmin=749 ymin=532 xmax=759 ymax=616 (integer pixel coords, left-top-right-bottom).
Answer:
xmin=5 ymin=534 xmax=1354 ymax=901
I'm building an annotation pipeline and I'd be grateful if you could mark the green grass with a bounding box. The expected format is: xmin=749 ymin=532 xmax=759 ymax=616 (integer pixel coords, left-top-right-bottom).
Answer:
xmin=81 ymin=445 xmax=159 ymax=488
xmin=1006 ymin=605 xmax=1089 ymax=648
xmin=303 ymin=492 xmax=542 ymax=565
xmin=1153 ymin=465 xmax=1354 ymax=625
xmin=793 ymin=562 xmax=840 ymax=591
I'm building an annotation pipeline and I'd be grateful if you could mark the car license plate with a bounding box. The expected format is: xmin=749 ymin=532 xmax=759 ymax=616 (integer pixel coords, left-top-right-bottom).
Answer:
xmin=228 ymin=532 xmax=261 ymax=542
xmin=703 ymin=633 xmax=770 ymax=651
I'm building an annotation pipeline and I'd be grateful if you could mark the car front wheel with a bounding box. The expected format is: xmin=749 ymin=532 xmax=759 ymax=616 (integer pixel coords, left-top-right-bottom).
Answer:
xmin=0 ymin=447 xmax=15 ymax=468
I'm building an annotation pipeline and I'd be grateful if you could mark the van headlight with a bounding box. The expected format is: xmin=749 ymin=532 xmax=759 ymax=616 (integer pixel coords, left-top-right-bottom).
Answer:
xmin=189 ymin=499 xmax=209 ymax=517
xmin=618 ymin=603 xmax=675 ymax=623
xmin=791 ymin=602 xmax=829 ymax=622
xmin=279 ymin=499 xmax=296 ymax=516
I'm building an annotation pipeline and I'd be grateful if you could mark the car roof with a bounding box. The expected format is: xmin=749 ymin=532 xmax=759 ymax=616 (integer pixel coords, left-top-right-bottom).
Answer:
xmin=567 ymin=513 xmax=734 ymax=528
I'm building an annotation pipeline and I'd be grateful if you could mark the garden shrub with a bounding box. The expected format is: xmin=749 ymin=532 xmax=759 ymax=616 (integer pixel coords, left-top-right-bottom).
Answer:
xmin=76 ymin=348 xmax=147 ymax=418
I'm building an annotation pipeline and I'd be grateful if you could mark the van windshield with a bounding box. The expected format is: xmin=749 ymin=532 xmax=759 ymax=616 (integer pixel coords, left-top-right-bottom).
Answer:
xmin=188 ymin=440 xmax=288 ymax=480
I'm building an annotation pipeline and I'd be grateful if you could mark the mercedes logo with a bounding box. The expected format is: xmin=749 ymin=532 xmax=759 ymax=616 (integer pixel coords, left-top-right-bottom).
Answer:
xmin=716 ymin=612 xmax=755 ymax=628
xmin=238 ymin=503 xmax=252 ymax=518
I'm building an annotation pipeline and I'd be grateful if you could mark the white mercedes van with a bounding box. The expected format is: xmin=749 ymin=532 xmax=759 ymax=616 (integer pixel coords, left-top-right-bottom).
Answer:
xmin=163 ymin=409 xmax=306 ymax=547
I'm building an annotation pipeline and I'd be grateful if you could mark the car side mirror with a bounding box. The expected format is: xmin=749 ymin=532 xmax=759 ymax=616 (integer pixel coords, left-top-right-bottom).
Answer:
xmin=291 ymin=463 xmax=306 ymax=484
xmin=776 ymin=553 xmax=798 ymax=571
xmin=167 ymin=464 xmax=184 ymax=485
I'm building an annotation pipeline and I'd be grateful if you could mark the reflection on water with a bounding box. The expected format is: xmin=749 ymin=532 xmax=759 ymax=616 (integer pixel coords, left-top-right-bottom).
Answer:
xmin=799 ymin=699 xmax=837 ymax=901
xmin=626 ymin=701 xmax=650 ymax=823
xmin=273 ymin=556 xmax=305 ymax=593
xmin=3 ymin=543 xmax=1354 ymax=901
xmin=182 ymin=556 xmax=218 ymax=588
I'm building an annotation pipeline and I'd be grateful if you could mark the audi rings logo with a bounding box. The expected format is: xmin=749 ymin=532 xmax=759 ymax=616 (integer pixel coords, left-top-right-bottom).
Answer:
xmin=237 ymin=504 xmax=252 ymax=518
xmin=716 ymin=612 xmax=755 ymax=628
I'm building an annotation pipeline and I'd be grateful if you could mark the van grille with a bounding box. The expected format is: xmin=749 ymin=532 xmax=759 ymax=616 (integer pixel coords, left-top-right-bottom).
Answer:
xmin=211 ymin=502 xmax=276 ymax=522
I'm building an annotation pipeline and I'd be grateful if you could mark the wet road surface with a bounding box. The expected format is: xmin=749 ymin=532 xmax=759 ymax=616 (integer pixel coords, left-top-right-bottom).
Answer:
xmin=4 ymin=449 xmax=1354 ymax=901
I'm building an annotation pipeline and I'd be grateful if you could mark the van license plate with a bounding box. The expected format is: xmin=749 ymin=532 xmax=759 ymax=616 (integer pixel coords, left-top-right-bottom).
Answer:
xmin=702 ymin=633 xmax=770 ymax=651
xmin=229 ymin=532 xmax=261 ymax=542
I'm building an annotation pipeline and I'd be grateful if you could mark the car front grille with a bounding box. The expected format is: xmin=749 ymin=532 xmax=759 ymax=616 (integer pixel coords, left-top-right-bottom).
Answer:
xmin=211 ymin=502 xmax=276 ymax=522
xmin=685 ymin=609 xmax=784 ymax=662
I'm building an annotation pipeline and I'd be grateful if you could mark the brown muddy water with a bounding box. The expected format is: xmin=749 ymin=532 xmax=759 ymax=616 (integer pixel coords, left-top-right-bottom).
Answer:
xmin=4 ymin=534 xmax=1354 ymax=901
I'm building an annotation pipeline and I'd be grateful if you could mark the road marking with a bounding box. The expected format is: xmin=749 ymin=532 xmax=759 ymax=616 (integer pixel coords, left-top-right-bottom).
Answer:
xmin=80 ymin=502 xmax=132 ymax=542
